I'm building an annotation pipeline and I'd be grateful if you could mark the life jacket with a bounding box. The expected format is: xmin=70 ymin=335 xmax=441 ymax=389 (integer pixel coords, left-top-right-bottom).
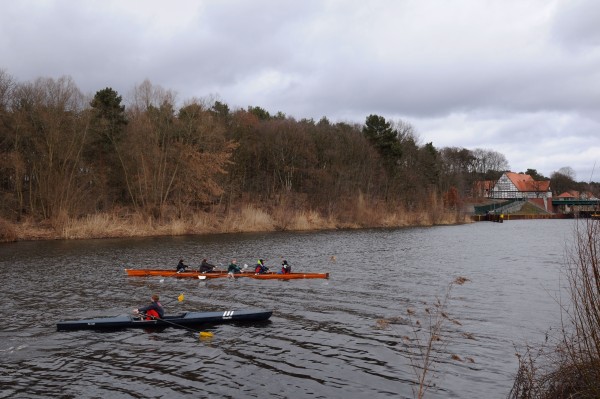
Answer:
xmin=145 ymin=309 xmax=159 ymax=320
xmin=255 ymin=265 xmax=262 ymax=273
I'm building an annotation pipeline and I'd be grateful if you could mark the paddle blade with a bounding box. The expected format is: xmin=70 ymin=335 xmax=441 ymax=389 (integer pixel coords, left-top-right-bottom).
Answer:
xmin=198 ymin=275 xmax=206 ymax=280
xmin=178 ymin=293 xmax=184 ymax=302
xmin=199 ymin=331 xmax=213 ymax=339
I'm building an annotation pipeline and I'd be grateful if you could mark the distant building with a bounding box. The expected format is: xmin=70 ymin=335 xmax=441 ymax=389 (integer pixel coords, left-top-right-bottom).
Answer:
xmin=556 ymin=190 xmax=599 ymax=200
xmin=554 ymin=190 xmax=600 ymax=214
xmin=556 ymin=191 xmax=577 ymax=200
xmin=489 ymin=172 xmax=552 ymax=199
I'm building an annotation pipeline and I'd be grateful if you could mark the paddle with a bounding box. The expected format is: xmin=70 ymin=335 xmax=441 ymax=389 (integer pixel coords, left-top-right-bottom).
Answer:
xmin=142 ymin=313 xmax=214 ymax=338
xmin=135 ymin=293 xmax=214 ymax=339
xmin=141 ymin=313 xmax=214 ymax=339
xmin=158 ymin=293 xmax=185 ymax=306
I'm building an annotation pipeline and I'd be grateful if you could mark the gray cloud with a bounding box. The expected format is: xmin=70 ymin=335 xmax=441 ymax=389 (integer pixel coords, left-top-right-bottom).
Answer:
xmin=1 ymin=0 xmax=598 ymax=181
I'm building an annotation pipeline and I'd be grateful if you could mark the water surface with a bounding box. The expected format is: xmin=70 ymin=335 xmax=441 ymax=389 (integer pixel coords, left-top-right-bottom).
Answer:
xmin=0 ymin=220 xmax=575 ymax=398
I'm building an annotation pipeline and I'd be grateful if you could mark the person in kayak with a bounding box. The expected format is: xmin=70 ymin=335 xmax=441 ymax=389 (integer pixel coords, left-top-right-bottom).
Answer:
xmin=134 ymin=294 xmax=164 ymax=320
xmin=281 ymin=259 xmax=291 ymax=274
xmin=199 ymin=258 xmax=216 ymax=273
xmin=176 ymin=259 xmax=189 ymax=272
xmin=228 ymin=259 xmax=242 ymax=274
xmin=255 ymin=259 xmax=269 ymax=274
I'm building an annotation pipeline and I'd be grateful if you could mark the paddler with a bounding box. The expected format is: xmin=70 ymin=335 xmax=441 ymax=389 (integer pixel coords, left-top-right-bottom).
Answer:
xmin=176 ymin=259 xmax=189 ymax=272
xmin=254 ymin=259 xmax=269 ymax=274
xmin=134 ymin=294 xmax=164 ymax=320
xmin=227 ymin=259 xmax=242 ymax=274
xmin=199 ymin=258 xmax=216 ymax=273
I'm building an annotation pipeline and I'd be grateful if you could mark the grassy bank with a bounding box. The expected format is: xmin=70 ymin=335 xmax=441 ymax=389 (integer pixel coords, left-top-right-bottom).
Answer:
xmin=0 ymin=203 xmax=470 ymax=242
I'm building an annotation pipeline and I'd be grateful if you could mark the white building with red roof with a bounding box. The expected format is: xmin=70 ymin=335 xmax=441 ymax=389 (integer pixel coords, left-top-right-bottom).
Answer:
xmin=490 ymin=172 xmax=552 ymax=199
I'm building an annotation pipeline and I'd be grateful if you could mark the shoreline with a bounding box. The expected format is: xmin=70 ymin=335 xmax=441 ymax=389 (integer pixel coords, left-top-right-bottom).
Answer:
xmin=1 ymin=207 xmax=472 ymax=243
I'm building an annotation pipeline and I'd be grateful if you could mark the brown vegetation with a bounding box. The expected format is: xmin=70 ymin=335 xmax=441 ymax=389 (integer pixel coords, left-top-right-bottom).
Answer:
xmin=403 ymin=277 xmax=471 ymax=399
xmin=0 ymin=70 xmax=498 ymax=241
xmin=509 ymin=218 xmax=600 ymax=398
xmin=2 ymin=196 xmax=470 ymax=241
xmin=0 ymin=217 xmax=17 ymax=242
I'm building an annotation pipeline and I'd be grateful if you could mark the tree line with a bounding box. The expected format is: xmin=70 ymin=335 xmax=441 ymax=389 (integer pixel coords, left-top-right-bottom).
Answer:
xmin=0 ymin=69 xmax=594 ymax=226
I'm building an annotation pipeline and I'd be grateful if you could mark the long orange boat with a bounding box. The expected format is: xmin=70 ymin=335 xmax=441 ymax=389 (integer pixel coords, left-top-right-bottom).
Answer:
xmin=124 ymin=269 xmax=329 ymax=280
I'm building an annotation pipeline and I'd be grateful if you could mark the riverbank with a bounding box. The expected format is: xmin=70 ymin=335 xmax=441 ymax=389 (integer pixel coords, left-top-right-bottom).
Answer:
xmin=470 ymin=213 xmax=572 ymax=222
xmin=0 ymin=205 xmax=471 ymax=242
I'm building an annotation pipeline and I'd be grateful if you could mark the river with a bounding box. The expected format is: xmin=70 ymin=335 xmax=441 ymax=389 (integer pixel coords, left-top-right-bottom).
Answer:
xmin=0 ymin=219 xmax=576 ymax=398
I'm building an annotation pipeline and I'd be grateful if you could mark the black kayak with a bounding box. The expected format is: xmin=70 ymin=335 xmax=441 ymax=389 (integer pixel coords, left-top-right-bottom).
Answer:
xmin=57 ymin=308 xmax=272 ymax=331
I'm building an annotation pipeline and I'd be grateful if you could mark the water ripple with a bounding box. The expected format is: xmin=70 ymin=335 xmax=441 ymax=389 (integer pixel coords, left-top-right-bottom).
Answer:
xmin=0 ymin=220 xmax=575 ymax=398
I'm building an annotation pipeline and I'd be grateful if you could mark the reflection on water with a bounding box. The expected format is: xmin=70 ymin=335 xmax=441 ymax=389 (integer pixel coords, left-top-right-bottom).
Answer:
xmin=0 ymin=220 xmax=574 ymax=398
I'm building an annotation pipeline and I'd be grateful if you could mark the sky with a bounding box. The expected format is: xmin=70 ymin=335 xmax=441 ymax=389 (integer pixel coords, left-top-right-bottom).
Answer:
xmin=1 ymin=0 xmax=599 ymax=182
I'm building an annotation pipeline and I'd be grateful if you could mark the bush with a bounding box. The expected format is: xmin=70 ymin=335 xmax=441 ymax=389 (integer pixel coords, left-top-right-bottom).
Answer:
xmin=0 ymin=218 xmax=17 ymax=242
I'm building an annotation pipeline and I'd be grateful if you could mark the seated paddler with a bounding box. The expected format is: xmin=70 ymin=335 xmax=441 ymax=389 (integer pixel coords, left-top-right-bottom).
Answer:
xmin=254 ymin=259 xmax=269 ymax=274
xmin=227 ymin=259 xmax=242 ymax=274
xmin=199 ymin=258 xmax=216 ymax=273
xmin=281 ymin=259 xmax=291 ymax=274
xmin=134 ymin=294 xmax=164 ymax=320
xmin=176 ymin=259 xmax=189 ymax=272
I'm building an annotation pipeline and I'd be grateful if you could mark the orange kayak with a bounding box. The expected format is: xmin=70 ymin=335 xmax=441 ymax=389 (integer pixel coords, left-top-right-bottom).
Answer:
xmin=124 ymin=269 xmax=329 ymax=280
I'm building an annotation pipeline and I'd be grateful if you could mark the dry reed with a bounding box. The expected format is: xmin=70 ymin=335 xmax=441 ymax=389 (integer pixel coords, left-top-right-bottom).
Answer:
xmin=403 ymin=277 xmax=471 ymax=399
xmin=509 ymin=218 xmax=600 ymax=398
xmin=0 ymin=218 xmax=18 ymax=242
xmin=6 ymin=194 xmax=472 ymax=241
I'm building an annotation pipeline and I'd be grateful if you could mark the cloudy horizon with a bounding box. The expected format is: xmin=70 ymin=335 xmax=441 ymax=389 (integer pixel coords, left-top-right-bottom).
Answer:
xmin=2 ymin=0 xmax=599 ymax=181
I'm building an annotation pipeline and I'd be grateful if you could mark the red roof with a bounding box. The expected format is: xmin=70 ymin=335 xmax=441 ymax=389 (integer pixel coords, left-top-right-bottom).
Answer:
xmin=505 ymin=172 xmax=550 ymax=192
xmin=557 ymin=191 xmax=576 ymax=199
xmin=558 ymin=190 xmax=598 ymax=200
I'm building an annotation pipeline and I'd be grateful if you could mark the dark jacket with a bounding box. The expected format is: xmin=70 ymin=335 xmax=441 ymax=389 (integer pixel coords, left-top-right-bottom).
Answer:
xmin=228 ymin=263 xmax=241 ymax=273
xmin=176 ymin=260 xmax=188 ymax=272
xmin=138 ymin=301 xmax=164 ymax=318
xmin=255 ymin=263 xmax=269 ymax=274
xmin=199 ymin=260 xmax=215 ymax=273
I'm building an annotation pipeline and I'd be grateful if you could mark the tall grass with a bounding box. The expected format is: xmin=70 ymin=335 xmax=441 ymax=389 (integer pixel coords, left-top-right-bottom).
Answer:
xmin=403 ymin=276 xmax=471 ymax=398
xmin=374 ymin=277 xmax=471 ymax=398
xmin=7 ymin=192 xmax=471 ymax=241
xmin=60 ymin=213 xmax=155 ymax=239
xmin=509 ymin=218 xmax=600 ymax=398
xmin=0 ymin=218 xmax=17 ymax=242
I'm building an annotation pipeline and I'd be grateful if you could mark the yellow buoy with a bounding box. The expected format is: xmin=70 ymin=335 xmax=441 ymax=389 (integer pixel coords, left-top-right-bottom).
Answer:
xmin=199 ymin=331 xmax=214 ymax=339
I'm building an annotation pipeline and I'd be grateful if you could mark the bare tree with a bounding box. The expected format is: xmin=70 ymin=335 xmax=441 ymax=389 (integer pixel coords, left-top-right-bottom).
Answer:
xmin=557 ymin=166 xmax=576 ymax=181
xmin=472 ymin=148 xmax=509 ymax=175
xmin=121 ymin=84 xmax=235 ymax=218
xmin=11 ymin=76 xmax=91 ymax=221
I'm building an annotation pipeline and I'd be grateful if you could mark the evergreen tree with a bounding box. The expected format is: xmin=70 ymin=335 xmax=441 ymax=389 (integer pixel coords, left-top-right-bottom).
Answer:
xmin=362 ymin=114 xmax=402 ymax=168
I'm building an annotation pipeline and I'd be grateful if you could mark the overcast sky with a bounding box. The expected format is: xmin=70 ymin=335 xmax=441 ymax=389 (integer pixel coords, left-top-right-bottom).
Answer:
xmin=1 ymin=0 xmax=599 ymax=182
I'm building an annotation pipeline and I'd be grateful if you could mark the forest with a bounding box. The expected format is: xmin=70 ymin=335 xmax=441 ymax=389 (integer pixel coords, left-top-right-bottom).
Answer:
xmin=0 ymin=69 xmax=596 ymax=240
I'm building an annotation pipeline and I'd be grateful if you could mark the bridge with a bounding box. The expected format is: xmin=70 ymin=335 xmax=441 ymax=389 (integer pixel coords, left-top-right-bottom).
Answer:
xmin=551 ymin=199 xmax=600 ymax=206
xmin=552 ymin=199 xmax=600 ymax=218
xmin=473 ymin=198 xmax=599 ymax=218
